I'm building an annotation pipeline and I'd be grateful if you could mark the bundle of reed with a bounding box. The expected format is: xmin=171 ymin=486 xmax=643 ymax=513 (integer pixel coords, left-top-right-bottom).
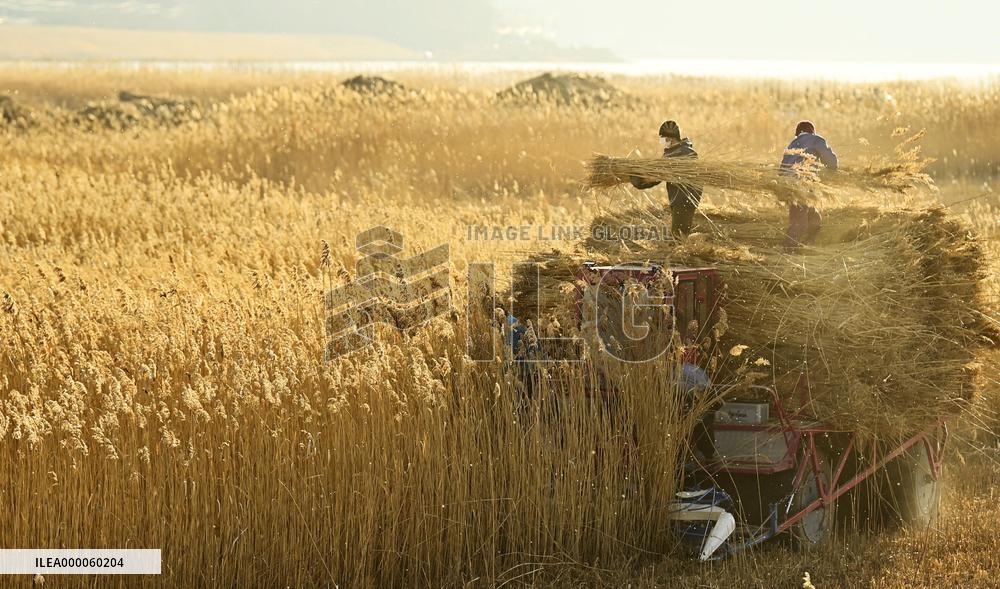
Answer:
xmin=585 ymin=136 xmax=935 ymax=206
xmin=822 ymin=163 xmax=935 ymax=194
xmin=501 ymin=250 xmax=586 ymax=360
xmin=582 ymin=205 xmax=998 ymax=439
xmin=584 ymin=155 xmax=827 ymax=205
xmin=509 ymin=250 xmax=581 ymax=324
xmin=794 ymin=131 xmax=935 ymax=194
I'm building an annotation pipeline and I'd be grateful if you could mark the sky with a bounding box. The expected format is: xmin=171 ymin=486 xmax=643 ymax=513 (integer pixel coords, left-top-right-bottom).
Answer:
xmin=493 ymin=0 xmax=1000 ymax=62
xmin=0 ymin=0 xmax=997 ymax=63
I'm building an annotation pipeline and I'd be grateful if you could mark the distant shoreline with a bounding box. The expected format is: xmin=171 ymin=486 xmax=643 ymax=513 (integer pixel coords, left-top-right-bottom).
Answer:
xmin=2 ymin=58 xmax=998 ymax=83
xmin=0 ymin=24 xmax=619 ymax=64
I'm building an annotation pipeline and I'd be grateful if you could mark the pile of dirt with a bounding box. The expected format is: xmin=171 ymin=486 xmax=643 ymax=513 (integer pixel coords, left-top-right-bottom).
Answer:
xmin=498 ymin=72 xmax=630 ymax=107
xmin=75 ymin=91 xmax=203 ymax=130
xmin=580 ymin=204 xmax=998 ymax=438
xmin=340 ymin=75 xmax=409 ymax=96
xmin=0 ymin=95 xmax=34 ymax=130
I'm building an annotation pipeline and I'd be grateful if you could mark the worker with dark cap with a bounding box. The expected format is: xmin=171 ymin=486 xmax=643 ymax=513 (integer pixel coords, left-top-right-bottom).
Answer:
xmin=779 ymin=120 xmax=838 ymax=249
xmin=630 ymin=120 xmax=703 ymax=237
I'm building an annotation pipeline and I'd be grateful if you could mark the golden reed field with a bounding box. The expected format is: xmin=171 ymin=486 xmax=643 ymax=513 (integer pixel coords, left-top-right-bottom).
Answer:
xmin=1 ymin=66 xmax=999 ymax=587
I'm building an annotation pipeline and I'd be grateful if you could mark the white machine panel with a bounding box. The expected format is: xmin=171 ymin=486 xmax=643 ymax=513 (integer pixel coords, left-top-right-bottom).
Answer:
xmin=716 ymin=402 xmax=769 ymax=425
xmin=713 ymin=429 xmax=789 ymax=464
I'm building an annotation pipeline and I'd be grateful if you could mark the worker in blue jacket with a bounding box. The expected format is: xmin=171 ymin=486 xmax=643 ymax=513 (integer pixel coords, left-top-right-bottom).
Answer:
xmin=779 ymin=120 xmax=838 ymax=249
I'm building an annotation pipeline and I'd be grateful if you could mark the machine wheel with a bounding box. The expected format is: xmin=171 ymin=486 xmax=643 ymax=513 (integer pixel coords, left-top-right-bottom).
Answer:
xmin=789 ymin=446 xmax=836 ymax=547
xmin=884 ymin=441 xmax=941 ymax=529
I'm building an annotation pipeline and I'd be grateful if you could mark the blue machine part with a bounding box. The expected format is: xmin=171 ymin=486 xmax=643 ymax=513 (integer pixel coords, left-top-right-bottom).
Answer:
xmin=504 ymin=314 xmax=540 ymax=361
xmin=672 ymin=487 xmax=734 ymax=558
xmin=678 ymin=486 xmax=732 ymax=508
xmin=680 ymin=362 xmax=710 ymax=392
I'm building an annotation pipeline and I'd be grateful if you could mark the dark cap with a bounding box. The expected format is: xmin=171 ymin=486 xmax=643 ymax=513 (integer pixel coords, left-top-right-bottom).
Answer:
xmin=659 ymin=120 xmax=681 ymax=140
xmin=795 ymin=120 xmax=816 ymax=135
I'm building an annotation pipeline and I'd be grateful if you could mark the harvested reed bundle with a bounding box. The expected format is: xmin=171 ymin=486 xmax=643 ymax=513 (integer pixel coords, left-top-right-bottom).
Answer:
xmin=583 ymin=205 xmax=997 ymax=439
xmin=825 ymin=163 xmax=935 ymax=194
xmin=508 ymin=250 xmax=680 ymax=366
xmin=585 ymin=135 xmax=935 ymax=206
xmin=504 ymin=251 xmax=585 ymax=361
xmin=824 ymin=132 xmax=935 ymax=194
xmin=509 ymin=250 xmax=581 ymax=324
xmin=585 ymin=155 xmax=826 ymax=205
xmin=578 ymin=271 xmax=677 ymax=364
xmin=801 ymin=131 xmax=935 ymax=194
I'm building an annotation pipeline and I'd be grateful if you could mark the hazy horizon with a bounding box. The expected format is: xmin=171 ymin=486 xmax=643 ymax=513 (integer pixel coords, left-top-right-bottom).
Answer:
xmin=0 ymin=0 xmax=997 ymax=64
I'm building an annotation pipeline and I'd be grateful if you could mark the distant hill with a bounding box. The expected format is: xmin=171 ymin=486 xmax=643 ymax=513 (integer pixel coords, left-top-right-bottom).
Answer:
xmin=0 ymin=25 xmax=424 ymax=61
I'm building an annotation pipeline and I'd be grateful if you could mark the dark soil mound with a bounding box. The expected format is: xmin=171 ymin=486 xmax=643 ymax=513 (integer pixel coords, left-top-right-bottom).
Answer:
xmin=76 ymin=91 xmax=203 ymax=131
xmin=340 ymin=75 xmax=408 ymax=96
xmin=498 ymin=72 xmax=629 ymax=107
